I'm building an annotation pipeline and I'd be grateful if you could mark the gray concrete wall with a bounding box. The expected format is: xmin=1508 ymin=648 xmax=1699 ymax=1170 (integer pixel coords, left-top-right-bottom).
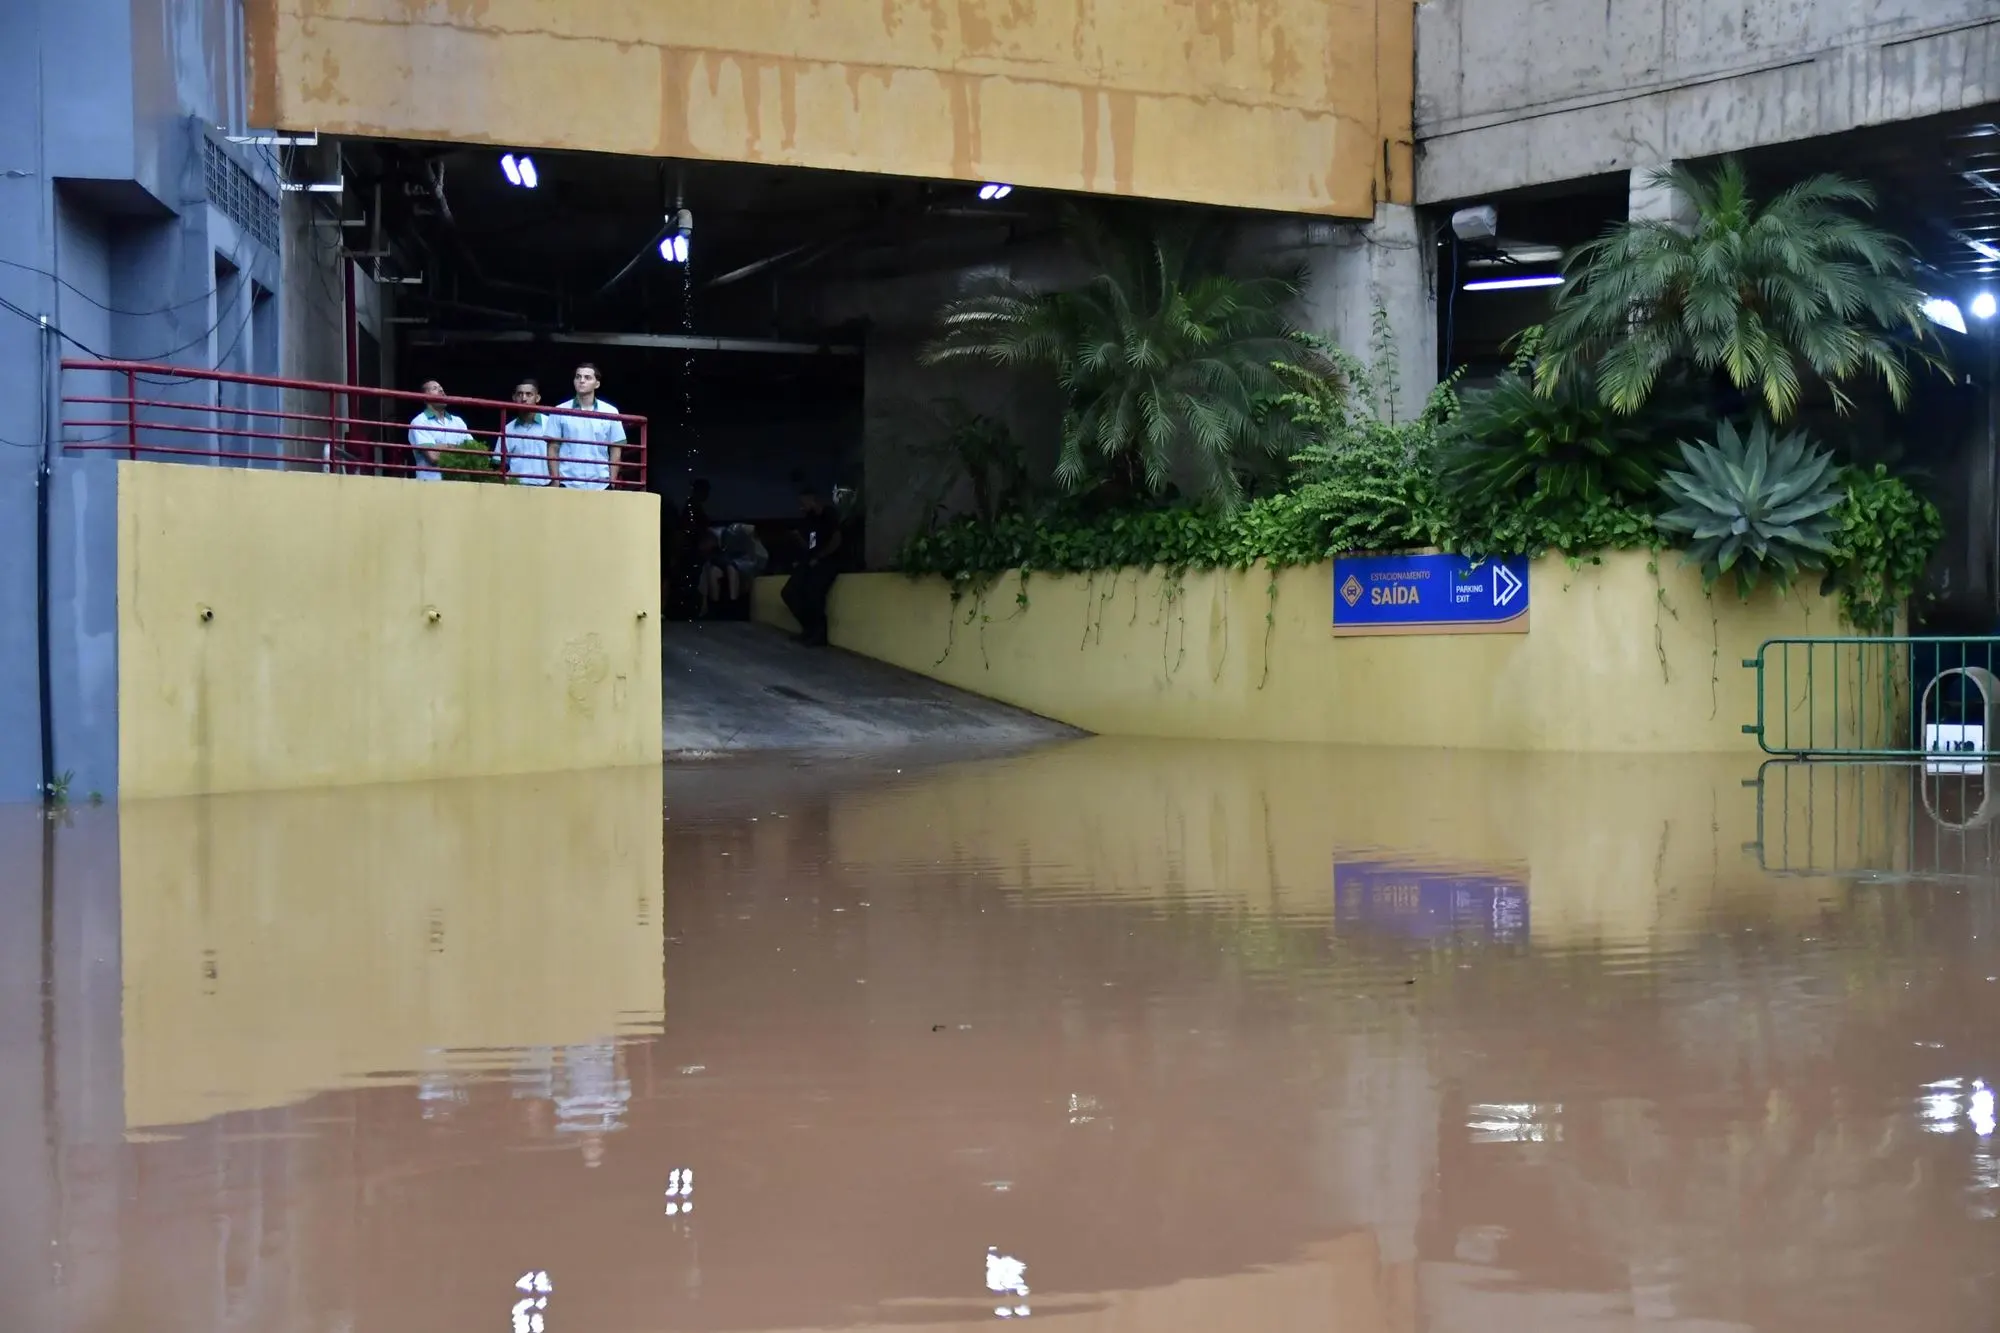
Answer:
xmin=1416 ymin=0 xmax=2000 ymax=203
xmin=0 ymin=0 xmax=278 ymax=802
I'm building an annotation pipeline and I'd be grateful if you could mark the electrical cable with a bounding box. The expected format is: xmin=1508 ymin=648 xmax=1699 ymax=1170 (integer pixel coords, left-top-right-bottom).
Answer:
xmin=0 ymin=256 xmax=217 ymax=316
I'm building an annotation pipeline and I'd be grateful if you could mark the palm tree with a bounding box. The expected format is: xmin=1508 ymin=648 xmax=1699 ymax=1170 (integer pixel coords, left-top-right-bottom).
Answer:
xmin=921 ymin=207 xmax=1305 ymax=506
xmin=1536 ymin=158 xmax=1939 ymax=421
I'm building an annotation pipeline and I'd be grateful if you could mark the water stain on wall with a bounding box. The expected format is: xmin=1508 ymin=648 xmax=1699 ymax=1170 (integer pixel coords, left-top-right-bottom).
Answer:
xmin=255 ymin=0 xmax=1411 ymax=218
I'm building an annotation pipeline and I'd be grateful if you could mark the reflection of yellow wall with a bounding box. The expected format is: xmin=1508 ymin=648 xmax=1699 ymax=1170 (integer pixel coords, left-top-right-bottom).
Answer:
xmin=757 ymin=551 xmax=1866 ymax=753
xmin=118 ymin=462 xmax=662 ymax=797
xmin=828 ymin=740 xmax=1849 ymax=948
xmin=120 ymin=767 xmax=665 ymax=1128
xmin=245 ymin=0 xmax=1411 ymax=218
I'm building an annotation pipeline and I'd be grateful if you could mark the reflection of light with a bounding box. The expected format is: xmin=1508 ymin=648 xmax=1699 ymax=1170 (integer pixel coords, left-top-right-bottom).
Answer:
xmin=1974 ymin=292 xmax=1999 ymax=320
xmin=1068 ymin=1093 xmax=1101 ymax=1125
xmin=511 ymin=1274 xmax=551 ymax=1333
xmin=1923 ymin=1078 xmax=1965 ymax=1133
xmin=518 ymin=157 xmax=538 ymax=190
xmin=1972 ymin=1081 xmax=1996 ymax=1138
xmin=501 ymin=154 xmax=522 ymax=187
xmin=1468 ymin=1102 xmax=1561 ymax=1143
xmin=978 ymin=183 xmax=1013 ymax=201
xmin=987 ymin=1248 xmax=1029 ymax=1318
xmin=665 ymin=1166 xmax=694 ymax=1215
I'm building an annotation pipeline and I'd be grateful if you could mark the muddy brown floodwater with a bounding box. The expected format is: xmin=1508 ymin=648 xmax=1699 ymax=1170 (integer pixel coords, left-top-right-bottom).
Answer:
xmin=2 ymin=740 xmax=1997 ymax=1332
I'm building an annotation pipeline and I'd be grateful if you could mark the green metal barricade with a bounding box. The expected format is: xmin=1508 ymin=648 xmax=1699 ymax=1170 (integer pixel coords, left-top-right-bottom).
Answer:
xmin=1742 ymin=637 xmax=2000 ymax=759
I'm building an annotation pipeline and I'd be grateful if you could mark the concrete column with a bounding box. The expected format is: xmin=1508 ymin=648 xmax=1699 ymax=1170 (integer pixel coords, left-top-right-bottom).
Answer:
xmin=1276 ymin=204 xmax=1439 ymax=423
xmin=1628 ymin=163 xmax=1695 ymax=230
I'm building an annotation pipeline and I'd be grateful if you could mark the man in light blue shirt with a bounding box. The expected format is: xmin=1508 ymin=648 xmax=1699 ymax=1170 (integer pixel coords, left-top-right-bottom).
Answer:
xmin=407 ymin=379 xmax=474 ymax=482
xmin=497 ymin=377 xmax=559 ymax=486
xmin=553 ymin=362 xmax=627 ymax=490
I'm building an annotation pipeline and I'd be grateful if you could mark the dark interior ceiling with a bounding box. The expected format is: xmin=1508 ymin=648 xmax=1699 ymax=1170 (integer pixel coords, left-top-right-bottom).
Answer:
xmin=337 ymin=140 xmax=1065 ymax=340
xmin=1735 ymin=106 xmax=2000 ymax=290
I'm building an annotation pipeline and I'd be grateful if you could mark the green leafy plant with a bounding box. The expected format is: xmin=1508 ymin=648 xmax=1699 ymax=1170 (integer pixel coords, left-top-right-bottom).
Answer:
xmin=1656 ymin=417 xmax=1842 ymax=595
xmin=922 ymin=204 xmax=1305 ymax=507
xmin=436 ymin=447 xmax=506 ymax=481
xmin=876 ymin=395 xmax=1032 ymax=528
xmin=1445 ymin=329 xmax=1691 ymax=503
xmin=1823 ymin=464 xmax=1942 ymax=632
xmin=900 ymin=307 xmax=1943 ymax=634
xmin=1538 ymin=157 xmax=1940 ymax=420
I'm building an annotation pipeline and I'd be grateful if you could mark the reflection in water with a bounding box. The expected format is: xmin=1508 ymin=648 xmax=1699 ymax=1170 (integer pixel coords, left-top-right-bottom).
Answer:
xmin=2 ymin=740 xmax=1998 ymax=1331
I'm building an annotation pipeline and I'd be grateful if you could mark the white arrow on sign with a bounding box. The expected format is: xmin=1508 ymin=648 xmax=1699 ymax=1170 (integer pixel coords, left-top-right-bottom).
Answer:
xmin=1492 ymin=564 xmax=1523 ymax=609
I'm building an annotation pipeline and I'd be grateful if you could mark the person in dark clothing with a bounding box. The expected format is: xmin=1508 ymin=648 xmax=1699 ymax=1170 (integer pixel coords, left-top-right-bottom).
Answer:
xmin=781 ymin=487 xmax=843 ymax=647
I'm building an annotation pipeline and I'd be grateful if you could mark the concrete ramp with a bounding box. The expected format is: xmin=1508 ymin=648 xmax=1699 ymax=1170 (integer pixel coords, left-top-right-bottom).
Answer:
xmin=661 ymin=623 xmax=1079 ymax=755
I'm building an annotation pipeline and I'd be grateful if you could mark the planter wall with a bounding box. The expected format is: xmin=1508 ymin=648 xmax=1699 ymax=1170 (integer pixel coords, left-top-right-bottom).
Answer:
xmin=756 ymin=550 xmax=1891 ymax=753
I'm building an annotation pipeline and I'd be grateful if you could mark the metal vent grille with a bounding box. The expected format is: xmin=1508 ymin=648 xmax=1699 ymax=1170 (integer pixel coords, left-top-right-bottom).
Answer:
xmin=202 ymin=139 xmax=280 ymax=253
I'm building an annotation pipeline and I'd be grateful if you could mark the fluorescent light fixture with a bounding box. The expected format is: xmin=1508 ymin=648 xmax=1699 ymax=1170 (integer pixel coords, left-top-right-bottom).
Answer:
xmin=1923 ymin=296 xmax=1968 ymax=334
xmin=517 ymin=156 xmax=538 ymax=189
xmin=500 ymin=153 xmax=522 ymax=187
xmin=1463 ymin=275 xmax=1564 ymax=292
xmin=977 ymin=183 xmax=1013 ymax=201
xmin=1974 ymin=292 xmax=1998 ymax=320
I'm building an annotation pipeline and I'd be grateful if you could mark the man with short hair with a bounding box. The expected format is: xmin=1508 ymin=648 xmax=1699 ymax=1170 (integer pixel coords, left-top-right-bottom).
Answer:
xmin=497 ymin=378 xmax=559 ymax=486
xmin=408 ymin=380 xmax=474 ymax=482
xmin=780 ymin=485 xmax=843 ymax=647
xmin=553 ymin=363 xmax=626 ymax=490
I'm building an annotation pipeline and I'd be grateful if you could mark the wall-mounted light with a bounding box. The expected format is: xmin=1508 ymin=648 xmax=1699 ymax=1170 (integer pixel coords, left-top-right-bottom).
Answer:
xmin=1923 ymin=296 xmax=1969 ymax=334
xmin=977 ymin=183 xmax=1013 ymax=201
xmin=659 ymin=207 xmax=694 ymax=264
xmin=1462 ymin=275 xmax=1564 ymax=292
xmin=501 ymin=153 xmax=538 ymax=189
xmin=1973 ymin=292 xmax=1997 ymax=321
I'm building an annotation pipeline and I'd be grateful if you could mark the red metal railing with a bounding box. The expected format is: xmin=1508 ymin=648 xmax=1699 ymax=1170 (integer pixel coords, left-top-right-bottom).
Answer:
xmin=59 ymin=359 xmax=650 ymax=488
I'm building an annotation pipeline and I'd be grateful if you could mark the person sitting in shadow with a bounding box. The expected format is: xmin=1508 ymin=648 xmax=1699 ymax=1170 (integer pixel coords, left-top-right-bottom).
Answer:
xmin=700 ymin=522 xmax=767 ymax=620
xmin=781 ymin=486 xmax=842 ymax=647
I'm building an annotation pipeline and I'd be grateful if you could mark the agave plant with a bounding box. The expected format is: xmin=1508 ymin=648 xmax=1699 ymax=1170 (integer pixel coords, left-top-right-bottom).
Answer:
xmin=1656 ymin=417 xmax=1842 ymax=594
xmin=921 ymin=205 xmax=1305 ymax=507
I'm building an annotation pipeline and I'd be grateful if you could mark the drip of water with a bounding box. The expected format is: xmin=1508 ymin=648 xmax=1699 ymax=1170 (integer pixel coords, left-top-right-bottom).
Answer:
xmin=681 ymin=262 xmax=696 ymax=493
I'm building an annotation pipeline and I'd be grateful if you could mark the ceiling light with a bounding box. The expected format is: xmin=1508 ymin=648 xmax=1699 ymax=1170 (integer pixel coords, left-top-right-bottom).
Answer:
xmin=500 ymin=153 xmax=522 ymax=187
xmin=978 ymin=183 xmax=1012 ymax=201
xmin=1975 ymin=292 xmax=1998 ymax=320
xmin=517 ymin=156 xmax=538 ymax=189
xmin=659 ymin=208 xmax=694 ymax=264
xmin=1463 ymin=275 xmax=1564 ymax=292
xmin=1923 ymin=297 xmax=1968 ymax=334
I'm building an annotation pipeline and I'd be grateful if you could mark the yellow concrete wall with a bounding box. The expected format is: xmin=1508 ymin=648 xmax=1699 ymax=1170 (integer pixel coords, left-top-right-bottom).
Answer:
xmin=756 ymin=550 xmax=1888 ymax=753
xmin=119 ymin=766 xmax=665 ymax=1128
xmin=118 ymin=462 xmax=662 ymax=797
xmin=245 ymin=0 xmax=1414 ymax=218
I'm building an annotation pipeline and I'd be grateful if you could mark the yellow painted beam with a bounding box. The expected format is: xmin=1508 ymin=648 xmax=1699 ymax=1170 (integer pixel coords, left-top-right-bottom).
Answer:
xmin=246 ymin=0 xmax=1413 ymax=216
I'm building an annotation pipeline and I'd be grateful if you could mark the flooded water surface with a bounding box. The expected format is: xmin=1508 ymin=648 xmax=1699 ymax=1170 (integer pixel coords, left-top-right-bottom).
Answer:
xmin=3 ymin=741 xmax=1997 ymax=1331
